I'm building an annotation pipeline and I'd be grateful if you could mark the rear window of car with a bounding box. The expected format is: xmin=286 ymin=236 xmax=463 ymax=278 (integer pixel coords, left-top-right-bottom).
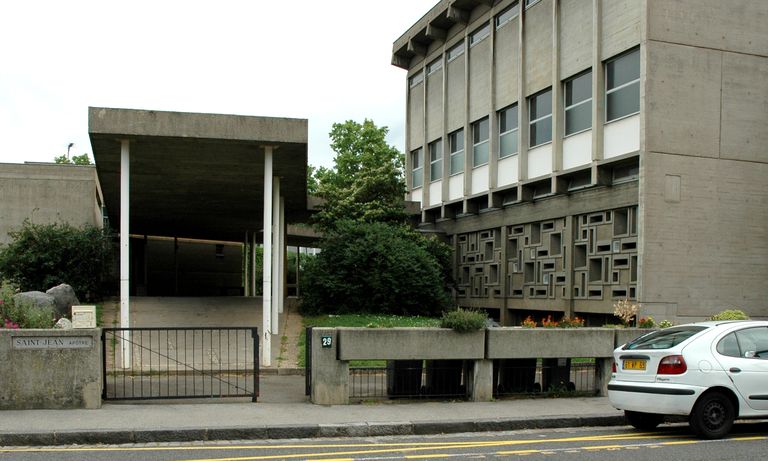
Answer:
xmin=623 ymin=326 xmax=708 ymax=350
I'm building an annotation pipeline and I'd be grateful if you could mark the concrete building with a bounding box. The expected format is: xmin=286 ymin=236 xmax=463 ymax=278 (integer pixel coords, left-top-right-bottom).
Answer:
xmin=394 ymin=0 xmax=768 ymax=324
xmin=0 ymin=163 xmax=103 ymax=245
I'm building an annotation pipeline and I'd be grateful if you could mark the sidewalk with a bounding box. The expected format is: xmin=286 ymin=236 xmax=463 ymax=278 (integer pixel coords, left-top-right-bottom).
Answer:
xmin=0 ymin=374 xmax=626 ymax=446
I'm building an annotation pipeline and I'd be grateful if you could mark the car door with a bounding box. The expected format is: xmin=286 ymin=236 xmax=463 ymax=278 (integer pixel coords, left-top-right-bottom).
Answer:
xmin=714 ymin=326 xmax=768 ymax=411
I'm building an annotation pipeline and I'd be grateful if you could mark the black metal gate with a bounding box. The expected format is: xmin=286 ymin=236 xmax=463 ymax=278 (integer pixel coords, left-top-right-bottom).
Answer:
xmin=102 ymin=327 xmax=259 ymax=401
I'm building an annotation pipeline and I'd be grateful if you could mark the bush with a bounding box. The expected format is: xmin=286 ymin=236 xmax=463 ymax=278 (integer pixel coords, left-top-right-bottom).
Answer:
xmin=710 ymin=309 xmax=749 ymax=321
xmin=0 ymin=280 xmax=55 ymax=328
xmin=0 ymin=220 xmax=113 ymax=301
xmin=300 ymin=220 xmax=452 ymax=317
xmin=440 ymin=308 xmax=487 ymax=333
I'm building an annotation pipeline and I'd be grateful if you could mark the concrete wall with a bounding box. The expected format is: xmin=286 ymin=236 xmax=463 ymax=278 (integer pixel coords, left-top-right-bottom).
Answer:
xmin=640 ymin=0 xmax=768 ymax=321
xmin=0 ymin=329 xmax=101 ymax=409
xmin=486 ymin=328 xmax=615 ymax=359
xmin=0 ymin=163 xmax=102 ymax=245
xmin=337 ymin=328 xmax=485 ymax=360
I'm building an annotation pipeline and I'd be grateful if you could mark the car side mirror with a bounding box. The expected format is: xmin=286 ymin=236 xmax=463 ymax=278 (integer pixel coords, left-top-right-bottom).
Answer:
xmin=744 ymin=350 xmax=757 ymax=358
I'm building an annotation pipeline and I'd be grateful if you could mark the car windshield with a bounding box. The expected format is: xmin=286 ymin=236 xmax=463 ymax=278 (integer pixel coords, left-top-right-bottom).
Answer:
xmin=623 ymin=326 xmax=708 ymax=350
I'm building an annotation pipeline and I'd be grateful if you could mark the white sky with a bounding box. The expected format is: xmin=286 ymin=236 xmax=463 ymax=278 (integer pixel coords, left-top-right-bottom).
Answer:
xmin=0 ymin=0 xmax=436 ymax=169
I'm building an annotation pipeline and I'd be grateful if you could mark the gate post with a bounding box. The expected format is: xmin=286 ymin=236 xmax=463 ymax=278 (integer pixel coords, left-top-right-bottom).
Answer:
xmin=252 ymin=328 xmax=259 ymax=402
xmin=310 ymin=328 xmax=349 ymax=405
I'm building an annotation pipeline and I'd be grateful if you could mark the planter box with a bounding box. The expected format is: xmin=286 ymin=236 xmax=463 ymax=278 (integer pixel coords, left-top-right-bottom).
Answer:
xmin=337 ymin=328 xmax=485 ymax=361
xmin=487 ymin=328 xmax=616 ymax=359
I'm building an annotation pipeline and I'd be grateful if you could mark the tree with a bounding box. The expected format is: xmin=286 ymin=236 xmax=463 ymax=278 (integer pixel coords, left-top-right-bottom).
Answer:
xmin=312 ymin=120 xmax=406 ymax=231
xmin=0 ymin=221 xmax=113 ymax=301
xmin=54 ymin=153 xmax=92 ymax=165
xmin=300 ymin=220 xmax=452 ymax=316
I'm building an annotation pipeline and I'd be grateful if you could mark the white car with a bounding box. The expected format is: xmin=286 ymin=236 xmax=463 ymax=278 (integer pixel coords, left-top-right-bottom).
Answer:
xmin=608 ymin=320 xmax=768 ymax=439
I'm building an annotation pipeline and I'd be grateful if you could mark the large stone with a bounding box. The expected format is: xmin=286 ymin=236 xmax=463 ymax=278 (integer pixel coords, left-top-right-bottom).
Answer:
xmin=13 ymin=291 xmax=55 ymax=311
xmin=46 ymin=284 xmax=80 ymax=318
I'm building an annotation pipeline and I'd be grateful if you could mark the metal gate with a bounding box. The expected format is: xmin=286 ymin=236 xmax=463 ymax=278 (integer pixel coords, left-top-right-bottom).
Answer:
xmin=102 ymin=327 xmax=258 ymax=401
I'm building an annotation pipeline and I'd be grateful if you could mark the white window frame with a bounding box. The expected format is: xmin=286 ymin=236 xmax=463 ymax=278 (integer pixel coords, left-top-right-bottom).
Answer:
xmin=495 ymin=1 xmax=520 ymax=29
xmin=472 ymin=117 xmax=490 ymax=167
xmin=469 ymin=23 xmax=490 ymax=47
xmin=411 ymin=148 xmax=423 ymax=188
xmin=498 ymin=104 xmax=519 ymax=158
xmin=429 ymin=139 xmax=443 ymax=182
xmin=564 ymin=70 xmax=593 ymax=137
xmin=529 ymin=89 xmax=553 ymax=148
xmin=409 ymin=70 xmax=424 ymax=89
xmin=447 ymin=41 xmax=465 ymax=62
xmin=449 ymin=129 xmax=465 ymax=176
xmin=605 ymin=48 xmax=640 ymax=123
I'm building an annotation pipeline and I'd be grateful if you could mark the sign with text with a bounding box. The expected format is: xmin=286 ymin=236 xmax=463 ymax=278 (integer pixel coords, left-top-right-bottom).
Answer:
xmin=12 ymin=336 xmax=94 ymax=350
xmin=321 ymin=336 xmax=333 ymax=348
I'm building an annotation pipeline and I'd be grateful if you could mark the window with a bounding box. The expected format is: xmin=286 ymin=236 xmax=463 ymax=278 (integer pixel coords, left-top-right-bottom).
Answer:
xmin=449 ymin=129 xmax=464 ymax=175
xmin=529 ymin=89 xmax=552 ymax=147
xmin=525 ymin=0 xmax=541 ymax=9
xmin=623 ymin=326 xmax=708 ymax=350
xmin=496 ymin=2 xmax=519 ymax=28
xmin=718 ymin=328 xmax=768 ymax=359
xmin=447 ymin=41 xmax=465 ymax=62
xmin=409 ymin=70 xmax=424 ymax=88
xmin=427 ymin=58 xmax=442 ymax=75
xmin=472 ymin=117 xmax=490 ymax=166
xmin=498 ymin=104 xmax=518 ymax=158
xmin=564 ymin=70 xmax=592 ymax=136
xmin=429 ymin=139 xmax=443 ymax=181
xmin=606 ymin=48 xmax=640 ymax=122
xmin=469 ymin=23 xmax=490 ymax=46
xmin=411 ymin=148 xmax=423 ymax=188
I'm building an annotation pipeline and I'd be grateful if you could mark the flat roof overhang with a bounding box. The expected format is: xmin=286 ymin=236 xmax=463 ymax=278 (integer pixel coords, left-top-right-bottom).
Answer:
xmin=89 ymin=107 xmax=310 ymax=243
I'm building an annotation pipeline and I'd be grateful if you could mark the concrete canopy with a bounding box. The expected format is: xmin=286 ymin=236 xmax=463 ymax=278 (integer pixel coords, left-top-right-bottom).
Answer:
xmin=89 ymin=107 xmax=309 ymax=243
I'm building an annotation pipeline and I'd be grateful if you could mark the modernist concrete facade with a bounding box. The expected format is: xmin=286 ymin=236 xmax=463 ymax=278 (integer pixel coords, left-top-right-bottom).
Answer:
xmin=0 ymin=163 xmax=103 ymax=245
xmin=394 ymin=0 xmax=768 ymax=324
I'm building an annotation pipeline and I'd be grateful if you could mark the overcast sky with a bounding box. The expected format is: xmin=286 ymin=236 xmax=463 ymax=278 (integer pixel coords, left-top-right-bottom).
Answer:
xmin=0 ymin=0 xmax=436 ymax=168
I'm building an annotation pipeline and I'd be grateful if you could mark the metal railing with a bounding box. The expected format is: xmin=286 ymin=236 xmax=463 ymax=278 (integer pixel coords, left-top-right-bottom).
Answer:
xmin=349 ymin=360 xmax=468 ymax=400
xmin=102 ymin=327 xmax=258 ymax=401
xmin=493 ymin=359 xmax=597 ymax=397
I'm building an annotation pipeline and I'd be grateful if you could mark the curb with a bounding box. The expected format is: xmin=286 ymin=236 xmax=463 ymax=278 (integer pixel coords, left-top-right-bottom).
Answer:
xmin=0 ymin=415 xmax=626 ymax=447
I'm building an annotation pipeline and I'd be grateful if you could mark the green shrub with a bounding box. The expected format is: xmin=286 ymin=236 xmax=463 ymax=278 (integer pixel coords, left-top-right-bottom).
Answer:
xmin=0 ymin=220 xmax=114 ymax=301
xmin=710 ymin=309 xmax=750 ymax=321
xmin=300 ymin=220 xmax=452 ymax=317
xmin=0 ymin=280 xmax=55 ymax=328
xmin=440 ymin=308 xmax=487 ymax=333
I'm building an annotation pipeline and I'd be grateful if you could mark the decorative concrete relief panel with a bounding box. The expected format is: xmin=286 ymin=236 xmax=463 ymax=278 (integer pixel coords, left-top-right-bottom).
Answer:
xmin=457 ymin=228 xmax=503 ymax=301
xmin=572 ymin=206 xmax=638 ymax=301
xmin=506 ymin=218 xmax=568 ymax=301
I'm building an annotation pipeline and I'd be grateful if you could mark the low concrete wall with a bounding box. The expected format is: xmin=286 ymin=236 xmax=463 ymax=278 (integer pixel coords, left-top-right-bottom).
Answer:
xmin=0 ymin=329 xmax=101 ymax=410
xmin=337 ymin=328 xmax=485 ymax=360
xmin=486 ymin=328 xmax=616 ymax=359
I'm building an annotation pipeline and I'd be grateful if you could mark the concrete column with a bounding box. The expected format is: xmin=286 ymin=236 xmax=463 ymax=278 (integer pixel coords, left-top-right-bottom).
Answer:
xmin=243 ymin=232 xmax=249 ymax=297
xmin=595 ymin=357 xmax=613 ymax=397
xmin=310 ymin=328 xmax=349 ymax=405
xmin=278 ymin=195 xmax=285 ymax=315
xmin=271 ymin=176 xmax=280 ymax=334
xmin=470 ymin=359 xmax=494 ymax=401
xmin=551 ymin=0 xmax=563 ymax=174
xmin=119 ymin=139 xmax=130 ymax=368
xmin=518 ymin=6 xmax=528 ymax=183
xmin=251 ymin=231 xmax=257 ymax=297
xmin=262 ymin=146 xmax=273 ymax=367
xmin=591 ymin=0 xmax=605 ymax=168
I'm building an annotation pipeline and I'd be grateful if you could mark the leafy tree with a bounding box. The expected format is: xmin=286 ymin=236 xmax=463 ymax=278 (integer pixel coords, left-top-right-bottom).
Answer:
xmin=300 ymin=220 xmax=452 ymax=317
xmin=0 ymin=221 xmax=113 ymax=301
xmin=313 ymin=120 xmax=406 ymax=231
xmin=54 ymin=153 xmax=92 ymax=165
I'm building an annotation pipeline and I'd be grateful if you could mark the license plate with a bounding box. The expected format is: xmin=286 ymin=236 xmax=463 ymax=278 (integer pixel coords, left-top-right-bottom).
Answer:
xmin=623 ymin=359 xmax=647 ymax=371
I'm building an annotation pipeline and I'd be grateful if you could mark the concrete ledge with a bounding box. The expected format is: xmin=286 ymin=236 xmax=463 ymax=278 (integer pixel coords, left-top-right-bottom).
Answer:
xmin=338 ymin=328 xmax=485 ymax=360
xmin=487 ymin=328 xmax=616 ymax=359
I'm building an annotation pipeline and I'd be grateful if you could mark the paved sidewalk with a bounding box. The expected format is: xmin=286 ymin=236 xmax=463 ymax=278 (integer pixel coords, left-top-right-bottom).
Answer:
xmin=0 ymin=375 xmax=626 ymax=446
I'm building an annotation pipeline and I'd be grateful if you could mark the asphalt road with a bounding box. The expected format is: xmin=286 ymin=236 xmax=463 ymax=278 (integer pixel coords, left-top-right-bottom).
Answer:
xmin=1 ymin=422 xmax=766 ymax=461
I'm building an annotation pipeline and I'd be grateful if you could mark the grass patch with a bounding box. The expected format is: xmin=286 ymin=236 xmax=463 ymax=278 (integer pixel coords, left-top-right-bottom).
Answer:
xmin=297 ymin=313 xmax=440 ymax=368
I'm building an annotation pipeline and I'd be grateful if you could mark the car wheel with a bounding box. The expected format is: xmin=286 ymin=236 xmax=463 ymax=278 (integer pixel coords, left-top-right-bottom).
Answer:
xmin=625 ymin=410 xmax=664 ymax=430
xmin=689 ymin=391 xmax=735 ymax=439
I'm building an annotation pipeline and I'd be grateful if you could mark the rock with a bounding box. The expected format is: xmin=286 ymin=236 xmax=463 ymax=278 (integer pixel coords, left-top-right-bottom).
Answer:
xmin=13 ymin=291 xmax=56 ymax=311
xmin=46 ymin=284 xmax=80 ymax=318
xmin=55 ymin=317 xmax=73 ymax=329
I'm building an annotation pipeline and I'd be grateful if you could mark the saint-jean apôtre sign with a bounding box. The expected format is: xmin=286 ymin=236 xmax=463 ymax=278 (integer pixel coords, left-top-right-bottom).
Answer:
xmin=11 ymin=336 xmax=93 ymax=350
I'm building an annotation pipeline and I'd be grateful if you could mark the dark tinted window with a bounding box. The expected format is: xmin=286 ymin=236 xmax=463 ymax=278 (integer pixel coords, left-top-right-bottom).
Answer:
xmin=623 ymin=326 xmax=707 ymax=350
